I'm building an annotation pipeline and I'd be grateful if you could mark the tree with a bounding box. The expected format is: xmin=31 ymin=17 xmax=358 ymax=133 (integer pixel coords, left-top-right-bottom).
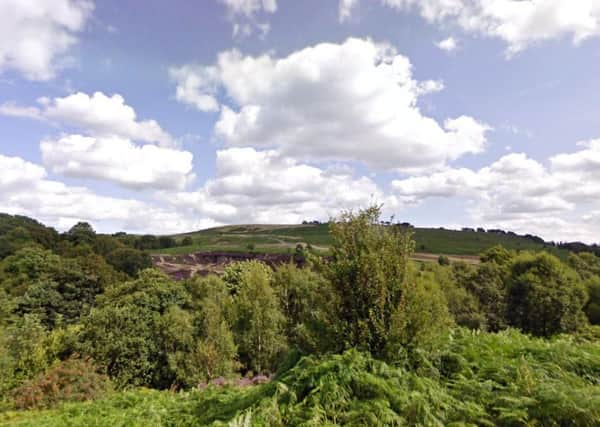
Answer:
xmin=79 ymin=269 xmax=190 ymax=388
xmin=468 ymin=262 xmax=509 ymax=331
xmin=325 ymin=206 xmax=414 ymax=356
xmin=0 ymin=247 xmax=61 ymax=297
xmin=181 ymin=236 xmax=194 ymax=246
xmin=232 ymin=261 xmax=286 ymax=374
xmin=11 ymin=253 xmax=121 ymax=329
xmin=386 ymin=273 xmax=452 ymax=358
xmin=480 ymin=245 xmax=515 ymax=266
xmin=437 ymin=255 xmax=450 ymax=266
xmin=568 ymin=252 xmax=600 ymax=280
xmin=272 ymin=263 xmax=339 ymax=353
xmin=106 ymin=247 xmax=152 ymax=277
xmin=135 ymin=235 xmax=160 ymax=250
xmin=158 ymin=236 xmax=176 ymax=249
xmin=223 ymin=260 xmax=271 ymax=295
xmin=161 ymin=278 xmax=239 ymax=386
xmin=66 ymin=222 xmax=96 ymax=246
xmin=506 ymin=253 xmax=588 ymax=336
xmin=0 ymin=314 xmax=53 ymax=395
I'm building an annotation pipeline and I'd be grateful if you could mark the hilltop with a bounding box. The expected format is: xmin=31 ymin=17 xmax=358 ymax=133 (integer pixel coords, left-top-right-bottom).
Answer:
xmin=155 ymin=222 xmax=569 ymax=259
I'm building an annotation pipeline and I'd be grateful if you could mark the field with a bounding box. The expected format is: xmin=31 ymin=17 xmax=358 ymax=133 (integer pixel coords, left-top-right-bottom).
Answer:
xmin=154 ymin=223 xmax=567 ymax=259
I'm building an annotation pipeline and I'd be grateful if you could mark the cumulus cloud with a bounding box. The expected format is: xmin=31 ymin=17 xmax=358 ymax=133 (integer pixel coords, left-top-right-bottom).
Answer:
xmin=40 ymin=135 xmax=194 ymax=191
xmin=392 ymin=152 xmax=568 ymax=213
xmin=219 ymin=0 xmax=277 ymax=38
xmin=380 ymin=0 xmax=600 ymax=55
xmin=162 ymin=147 xmax=399 ymax=224
xmin=169 ymin=65 xmax=221 ymax=112
xmin=1 ymin=91 xmax=193 ymax=191
xmin=435 ymin=36 xmax=458 ymax=52
xmin=0 ymin=154 xmax=210 ymax=234
xmin=391 ymin=142 xmax=600 ymax=242
xmin=0 ymin=0 xmax=93 ymax=80
xmin=1 ymin=92 xmax=174 ymax=146
xmin=174 ymin=38 xmax=489 ymax=173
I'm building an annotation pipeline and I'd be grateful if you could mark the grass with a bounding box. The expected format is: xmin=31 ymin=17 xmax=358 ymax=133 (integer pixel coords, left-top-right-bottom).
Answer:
xmin=154 ymin=223 xmax=568 ymax=259
xmin=5 ymin=328 xmax=599 ymax=426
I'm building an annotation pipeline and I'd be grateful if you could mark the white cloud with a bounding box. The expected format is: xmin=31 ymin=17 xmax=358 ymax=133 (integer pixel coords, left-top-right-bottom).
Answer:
xmin=1 ymin=91 xmax=193 ymax=191
xmin=176 ymin=38 xmax=489 ymax=173
xmin=550 ymin=139 xmax=600 ymax=177
xmin=0 ymin=154 xmax=209 ymax=234
xmin=43 ymin=92 xmax=174 ymax=147
xmin=0 ymin=0 xmax=94 ymax=80
xmin=169 ymin=65 xmax=221 ymax=112
xmin=40 ymin=135 xmax=194 ymax=191
xmin=0 ymin=102 xmax=45 ymax=121
xmin=435 ymin=36 xmax=458 ymax=52
xmin=339 ymin=0 xmax=359 ymax=22
xmin=380 ymin=0 xmax=600 ymax=55
xmin=0 ymin=92 xmax=175 ymax=146
xmin=392 ymin=143 xmax=600 ymax=242
xmin=162 ymin=147 xmax=399 ymax=224
xmin=219 ymin=0 xmax=277 ymax=38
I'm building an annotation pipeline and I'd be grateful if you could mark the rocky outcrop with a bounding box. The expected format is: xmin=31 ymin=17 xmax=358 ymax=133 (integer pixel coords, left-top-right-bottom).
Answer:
xmin=152 ymin=251 xmax=305 ymax=280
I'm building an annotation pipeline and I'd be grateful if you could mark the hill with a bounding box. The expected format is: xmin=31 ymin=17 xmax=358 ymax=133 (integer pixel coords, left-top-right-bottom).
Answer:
xmin=154 ymin=223 xmax=568 ymax=259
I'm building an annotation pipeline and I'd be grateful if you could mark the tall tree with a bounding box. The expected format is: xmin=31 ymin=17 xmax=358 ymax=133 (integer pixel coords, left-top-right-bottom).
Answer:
xmin=325 ymin=206 xmax=414 ymax=356
xmin=232 ymin=261 xmax=286 ymax=374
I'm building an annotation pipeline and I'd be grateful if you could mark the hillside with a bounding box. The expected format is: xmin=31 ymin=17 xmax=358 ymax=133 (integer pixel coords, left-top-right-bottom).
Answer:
xmin=155 ymin=223 xmax=568 ymax=259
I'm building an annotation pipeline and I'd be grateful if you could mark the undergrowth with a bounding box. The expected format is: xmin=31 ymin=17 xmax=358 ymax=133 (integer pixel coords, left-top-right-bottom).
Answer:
xmin=3 ymin=328 xmax=600 ymax=426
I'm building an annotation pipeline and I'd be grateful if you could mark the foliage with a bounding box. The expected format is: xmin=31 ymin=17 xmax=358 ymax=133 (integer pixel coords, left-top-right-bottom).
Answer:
xmin=0 ymin=315 xmax=53 ymax=397
xmin=585 ymin=277 xmax=600 ymax=325
xmin=3 ymin=211 xmax=600 ymax=425
xmin=161 ymin=283 xmax=239 ymax=386
xmin=272 ymin=263 xmax=340 ymax=354
xmin=66 ymin=222 xmax=96 ymax=246
xmin=11 ymin=357 xmax=111 ymax=410
xmin=105 ymin=247 xmax=152 ymax=277
xmin=222 ymin=260 xmax=272 ymax=295
xmin=437 ymin=254 xmax=450 ymax=265
xmin=12 ymin=329 xmax=598 ymax=426
xmin=386 ymin=273 xmax=453 ymax=358
xmin=325 ymin=206 xmax=414 ymax=356
xmin=232 ymin=260 xmax=287 ymax=374
xmin=507 ymin=252 xmax=588 ymax=336
xmin=79 ymin=269 xmax=190 ymax=388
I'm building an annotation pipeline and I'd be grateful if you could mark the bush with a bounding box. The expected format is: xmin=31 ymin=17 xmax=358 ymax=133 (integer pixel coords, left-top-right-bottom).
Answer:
xmin=11 ymin=357 xmax=111 ymax=409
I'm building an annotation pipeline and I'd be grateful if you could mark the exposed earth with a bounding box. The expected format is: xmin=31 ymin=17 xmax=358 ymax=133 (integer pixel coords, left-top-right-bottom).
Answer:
xmin=151 ymin=251 xmax=479 ymax=280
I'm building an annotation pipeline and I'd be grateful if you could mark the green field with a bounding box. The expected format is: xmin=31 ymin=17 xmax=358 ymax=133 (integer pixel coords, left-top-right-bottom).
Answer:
xmin=153 ymin=223 xmax=568 ymax=258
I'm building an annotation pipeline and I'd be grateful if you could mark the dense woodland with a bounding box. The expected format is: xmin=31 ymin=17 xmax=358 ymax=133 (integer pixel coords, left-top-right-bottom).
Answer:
xmin=1 ymin=207 xmax=600 ymax=425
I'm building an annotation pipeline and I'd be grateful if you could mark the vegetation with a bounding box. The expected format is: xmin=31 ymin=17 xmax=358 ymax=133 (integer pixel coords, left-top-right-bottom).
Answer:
xmin=1 ymin=208 xmax=600 ymax=425
xmin=153 ymin=221 xmax=571 ymax=260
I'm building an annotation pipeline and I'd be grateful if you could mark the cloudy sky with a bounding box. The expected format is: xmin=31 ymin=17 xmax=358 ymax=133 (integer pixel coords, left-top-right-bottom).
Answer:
xmin=1 ymin=0 xmax=600 ymax=242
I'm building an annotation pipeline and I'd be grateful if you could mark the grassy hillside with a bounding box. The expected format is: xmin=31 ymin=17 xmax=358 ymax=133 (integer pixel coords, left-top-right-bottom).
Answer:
xmin=154 ymin=223 xmax=567 ymax=258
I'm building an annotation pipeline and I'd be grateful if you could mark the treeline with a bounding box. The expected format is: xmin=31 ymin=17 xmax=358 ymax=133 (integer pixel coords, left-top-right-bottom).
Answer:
xmin=1 ymin=208 xmax=599 ymax=424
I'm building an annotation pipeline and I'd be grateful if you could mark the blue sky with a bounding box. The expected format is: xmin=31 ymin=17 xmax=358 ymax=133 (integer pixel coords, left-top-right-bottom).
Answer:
xmin=1 ymin=0 xmax=600 ymax=242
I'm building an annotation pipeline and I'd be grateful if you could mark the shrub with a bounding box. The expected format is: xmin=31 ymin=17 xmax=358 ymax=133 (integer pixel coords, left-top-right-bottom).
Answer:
xmin=11 ymin=357 xmax=111 ymax=409
xmin=437 ymin=255 xmax=450 ymax=266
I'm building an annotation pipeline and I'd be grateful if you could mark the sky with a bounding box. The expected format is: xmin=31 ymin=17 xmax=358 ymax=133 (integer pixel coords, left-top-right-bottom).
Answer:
xmin=1 ymin=0 xmax=600 ymax=243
